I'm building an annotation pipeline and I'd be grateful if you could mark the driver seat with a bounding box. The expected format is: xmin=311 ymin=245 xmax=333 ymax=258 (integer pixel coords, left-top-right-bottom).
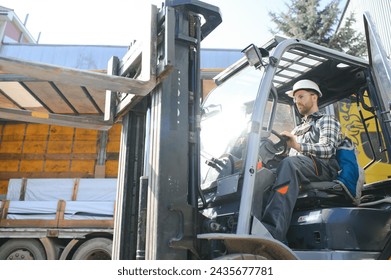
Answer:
xmin=295 ymin=137 xmax=365 ymax=209
xmin=295 ymin=181 xmax=356 ymax=210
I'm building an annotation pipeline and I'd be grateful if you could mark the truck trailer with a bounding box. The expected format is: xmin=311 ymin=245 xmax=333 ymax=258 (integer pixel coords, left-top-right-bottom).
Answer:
xmin=0 ymin=178 xmax=115 ymax=259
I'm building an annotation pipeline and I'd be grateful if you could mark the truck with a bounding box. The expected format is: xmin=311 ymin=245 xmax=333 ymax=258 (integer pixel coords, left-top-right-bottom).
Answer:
xmin=0 ymin=178 xmax=116 ymax=259
xmin=0 ymin=0 xmax=391 ymax=260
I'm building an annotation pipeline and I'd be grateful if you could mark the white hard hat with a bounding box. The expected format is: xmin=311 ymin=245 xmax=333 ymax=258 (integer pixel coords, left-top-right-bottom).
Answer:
xmin=286 ymin=79 xmax=322 ymax=98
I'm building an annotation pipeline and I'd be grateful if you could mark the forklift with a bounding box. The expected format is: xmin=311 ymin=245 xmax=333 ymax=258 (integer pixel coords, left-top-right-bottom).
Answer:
xmin=110 ymin=1 xmax=391 ymax=260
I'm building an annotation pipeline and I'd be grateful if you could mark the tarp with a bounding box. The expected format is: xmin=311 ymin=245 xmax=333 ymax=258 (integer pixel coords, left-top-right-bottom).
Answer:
xmin=6 ymin=178 xmax=117 ymax=201
xmin=2 ymin=178 xmax=117 ymax=221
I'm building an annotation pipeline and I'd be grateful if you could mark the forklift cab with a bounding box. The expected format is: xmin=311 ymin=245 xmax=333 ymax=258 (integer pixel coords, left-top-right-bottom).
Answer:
xmin=200 ymin=34 xmax=369 ymax=214
xmin=198 ymin=12 xmax=391 ymax=259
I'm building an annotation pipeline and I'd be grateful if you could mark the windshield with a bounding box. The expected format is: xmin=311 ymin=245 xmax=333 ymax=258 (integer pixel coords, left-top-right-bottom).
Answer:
xmin=200 ymin=65 xmax=295 ymax=188
xmin=200 ymin=66 xmax=262 ymax=186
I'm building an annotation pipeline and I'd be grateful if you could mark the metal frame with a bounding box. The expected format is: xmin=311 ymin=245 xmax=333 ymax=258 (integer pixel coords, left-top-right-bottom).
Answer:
xmin=112 ymin=0 xmax=221 ymax=260
xmin=237 ymin=38 xmax=368 ymax=235
xmin=145 ymin=3 xmax=200 ymax=260
xmin=364 ymin=12 xmax=391 ymax=161
xmin=0 ymin=4 xmax=157 ymax=130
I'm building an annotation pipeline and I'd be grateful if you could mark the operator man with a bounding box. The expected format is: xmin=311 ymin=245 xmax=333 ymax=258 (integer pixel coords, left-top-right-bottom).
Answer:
xmin=261 ymin=79 xmax=342 ymax=242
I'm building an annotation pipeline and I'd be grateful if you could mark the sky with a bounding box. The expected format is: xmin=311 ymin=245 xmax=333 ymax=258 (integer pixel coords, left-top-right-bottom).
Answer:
xmin=1 ymin=0 xmax=287 ymax=49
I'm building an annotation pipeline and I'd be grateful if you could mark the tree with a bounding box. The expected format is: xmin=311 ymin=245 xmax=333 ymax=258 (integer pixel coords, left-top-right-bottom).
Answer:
xmin=269 ymin=0 xmax=367 ymax=57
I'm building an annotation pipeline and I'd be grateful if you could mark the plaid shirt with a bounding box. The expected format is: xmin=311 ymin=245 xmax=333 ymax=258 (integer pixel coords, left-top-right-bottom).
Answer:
xmin=289 ymin=111 xmax=342 ymax=159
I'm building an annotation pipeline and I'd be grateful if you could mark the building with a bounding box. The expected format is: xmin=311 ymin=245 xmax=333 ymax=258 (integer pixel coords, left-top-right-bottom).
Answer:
xmin=0 ymin=6 xmax=36 ymax=44
xmin=340 ymin=0 xmax=391 ymax=57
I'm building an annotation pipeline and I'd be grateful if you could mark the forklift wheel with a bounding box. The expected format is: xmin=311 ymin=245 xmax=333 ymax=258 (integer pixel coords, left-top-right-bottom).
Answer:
xmin=215 ymin=253 xmax=268 ymax=260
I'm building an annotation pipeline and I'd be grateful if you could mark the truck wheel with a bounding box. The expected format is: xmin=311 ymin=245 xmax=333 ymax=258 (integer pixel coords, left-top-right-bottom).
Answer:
xmin=0 ymin=239 xmax=46 ymax=260
xmin=72 ymin=237 xmax=112 ymax=260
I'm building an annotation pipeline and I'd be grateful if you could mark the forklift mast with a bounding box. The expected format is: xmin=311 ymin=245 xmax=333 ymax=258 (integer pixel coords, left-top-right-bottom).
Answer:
xmin=112 ymin=1 xmax=222 ymax=260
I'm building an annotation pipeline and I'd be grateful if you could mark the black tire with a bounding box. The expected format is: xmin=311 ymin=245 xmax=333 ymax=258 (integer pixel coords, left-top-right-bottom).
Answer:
xmin=72 ymin=237 xmax=112 ymax=260
xmin=215 ymin=254 xmax=267 ymax=260
xmin=377 ymin=236 xmax=391 ymax=259
xmin=0 ymin=239 xmax=46 ymax=260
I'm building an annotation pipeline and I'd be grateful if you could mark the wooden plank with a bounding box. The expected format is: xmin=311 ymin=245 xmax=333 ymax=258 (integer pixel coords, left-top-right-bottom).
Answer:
xmin=0 ymin=152 xmax=119 ymax=161
xmin=0 ymin=180 xmax=7 ymax=195
xmin=0 ymin=200 xmax=58 ymax=228
xmin=44 ymin=160 xmax=71 ymax=172
xmin=57 ymin=199 xmax=115 ymax=229
xmin=47 ymin=142 xmax=73 ymax=154
xmin=57 ymin=200 xmax=65 ymax=227
xmin=19 ymin=159 xmax=44 ymax=172
xmin=72 ymin=179 xmax=80 ymax=201
xmin=2 ymin=123 xmax=26 ymax=140
xmin=94 ymin=164 xmax=106 ymax=178
xmin=48 ymin=125 xmax=74 ymax=141
xmin=22 ymin=141 xmax=47 ymax=153
xmin=70 ymin=160 xmax=95 ymax=175
xmin=0 ymin=200 xmax=9 ymax=219
xmin=0 ymin=200 xmax=114 ymax=229
xmin=25 ymin=124 xmax=50 ymax=141
xmin=0 ymin=94 xmax=19 ymax=109
xmin=0 ymin=56 xmax=156 ymax=96
xmin=73 ymin=142 xmax=97 ymax=154
xmin=0 ymin=219 xmax=58 ymax=228
xmin=87 ymin=87 xmax=106 ymax=114
xmin=23 ymin=82 xmax=75 ymax=114
xmin=0 ymin=107 xmax=112 ymax=130
xmin=55 ymin=82 xmax=104 ymax=114
xmin=0 ymin=141 xmax=23 ymax=153
xmin=58 ymin=219 xmax=114 ymax=229
xmin=0 ymin=81 xmax=43 ymax=109
xmin=0 ymin=160 xmax=19 ymax=172
xmin=105 ymin=160 xmax=119 ymax=177
xmin=74 ymin=128 xmax=98 ymax=141
xmin=107 ymin=124 xmax=121 ymax=153
xmin=0 ymin=171 xmax=96 ymax=180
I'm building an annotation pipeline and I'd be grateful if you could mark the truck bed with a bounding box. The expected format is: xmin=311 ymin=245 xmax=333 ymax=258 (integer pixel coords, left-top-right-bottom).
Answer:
xmin=0 ymin=178 xmax=116 ymax=229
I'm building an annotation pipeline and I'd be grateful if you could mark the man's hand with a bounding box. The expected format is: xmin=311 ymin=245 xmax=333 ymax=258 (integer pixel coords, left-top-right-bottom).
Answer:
xmin=280 ymin=131 xmax=301 ymax=152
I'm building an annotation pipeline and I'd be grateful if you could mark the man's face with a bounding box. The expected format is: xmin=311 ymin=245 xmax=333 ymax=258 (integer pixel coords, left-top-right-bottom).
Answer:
xmin=293 ymin=89 xmax=317 ymax=116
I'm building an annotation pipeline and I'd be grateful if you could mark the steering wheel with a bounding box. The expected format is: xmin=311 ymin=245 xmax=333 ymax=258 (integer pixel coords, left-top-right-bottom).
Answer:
xmin=270 ymin=130 xmax=289 ymax=155
xmin=258 ymin=129 xmax=289 ymax=169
